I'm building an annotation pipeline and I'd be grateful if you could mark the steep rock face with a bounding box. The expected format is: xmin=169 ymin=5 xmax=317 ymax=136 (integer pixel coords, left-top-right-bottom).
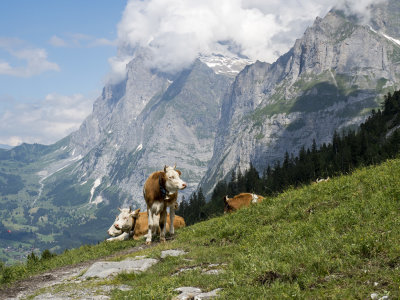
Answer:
xmin=47 ymin=56 xmax=233 ymax=210
xmin=69 ymin=49 xmax=172 ymax=155
xmin=199 ymin=10 xmax=400 ymax=195
xmin=370 ymin=0 xmax=400 ymax=39
xmin=0 ymin=53 xmax=238 ymax=260
xmin=106 ymin=59 xmax=233 ymax=205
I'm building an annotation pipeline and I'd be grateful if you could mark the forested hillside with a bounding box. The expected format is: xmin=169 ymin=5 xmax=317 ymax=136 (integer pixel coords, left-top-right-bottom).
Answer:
xmin=179 ymin=90 xmax=400 ymax=225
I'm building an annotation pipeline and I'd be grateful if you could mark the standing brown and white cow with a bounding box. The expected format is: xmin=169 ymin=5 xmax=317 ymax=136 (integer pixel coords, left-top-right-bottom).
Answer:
xmin=143 ymin=165 xmax=187 ymax=244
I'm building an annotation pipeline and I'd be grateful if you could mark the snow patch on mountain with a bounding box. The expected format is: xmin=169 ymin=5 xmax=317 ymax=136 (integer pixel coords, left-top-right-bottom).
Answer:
xmin=199 ymin=54 xmax=253 ymax=77
xmin=89 ymin=178 xmax=102 ymax=204
xmin=368 ymin=25 xmax=400 ymax=46
xmin=382 ymin=33 xmax=400 ymax=46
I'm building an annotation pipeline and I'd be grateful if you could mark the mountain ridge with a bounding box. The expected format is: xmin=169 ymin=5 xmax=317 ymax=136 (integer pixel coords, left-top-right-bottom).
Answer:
xmin=198 ymin=7 xmax=400 ymax=196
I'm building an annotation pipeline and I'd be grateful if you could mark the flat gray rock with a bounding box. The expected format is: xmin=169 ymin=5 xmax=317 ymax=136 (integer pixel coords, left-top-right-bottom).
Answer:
xmin=161 ymin=249 xmax=187 ymax=258
xmin=195 ymin=288 xmax=222 ymax=299
xmin=203 ymin=269 xmax=224 ymax=275
xmin=32 ymin=293 xmax=71 ymax=300
xmin=82 ymin=258 xmax=158 ymax=279
xmin=173 ymin=287 xmax=222 ymax=300
xmin=175 ymin=287 xmax=202 ymax=294
xmin=173 ymin=287 xmax=202 ymax=300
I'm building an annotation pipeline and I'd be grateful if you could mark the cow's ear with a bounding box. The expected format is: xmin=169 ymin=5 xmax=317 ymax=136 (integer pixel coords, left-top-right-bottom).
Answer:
xmin=131 ymin=208 xmax=140 ymax=218
xmin=176 ymin=169 xmax=182 ymax=176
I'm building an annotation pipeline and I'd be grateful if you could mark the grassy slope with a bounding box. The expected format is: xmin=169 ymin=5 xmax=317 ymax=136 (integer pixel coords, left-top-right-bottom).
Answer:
xmin=112 ymin=159 xmax=400 ymax=299
xmin=2 ymin=158 xmax=400 ymax=299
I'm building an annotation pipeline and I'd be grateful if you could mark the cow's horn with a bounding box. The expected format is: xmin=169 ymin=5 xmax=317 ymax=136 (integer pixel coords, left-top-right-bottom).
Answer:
xmin=164 ymin=165 xmax=167 ymax=172
xmin=173 ymin=163 xmax=176 ymax=169
xmin=118 ymin=207 xmax=122 ymax=212
xmin=129 ymin=206 xmax=132 ymax=212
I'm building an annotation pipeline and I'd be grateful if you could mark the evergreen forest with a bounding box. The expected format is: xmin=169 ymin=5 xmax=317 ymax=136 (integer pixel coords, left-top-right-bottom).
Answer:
xmin=177 ymin=90 xmax=400 ymax=225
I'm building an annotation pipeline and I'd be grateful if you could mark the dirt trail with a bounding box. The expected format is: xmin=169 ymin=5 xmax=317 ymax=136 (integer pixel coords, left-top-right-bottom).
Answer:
xmin=0 ymin=243 xmax=154 ymax=300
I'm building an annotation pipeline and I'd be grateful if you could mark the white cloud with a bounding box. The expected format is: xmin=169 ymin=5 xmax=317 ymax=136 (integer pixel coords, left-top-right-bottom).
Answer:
xmin=107 ymin=0 xmax=385 ymax=81
xmin=0 ymin=93 xmax=94 ymax=146
xmin=106 ymin=55 xmax=133 ymax=84
xmin=90 ymin=38 xmax=117 ymax=47
xmin=335 ymin=0 xmax=385 ymax=23
xmin=1 ymin=136 xmax=23 ymax=147
xmin=48 ymin=33 xmax=116 ymax=48
xmin=49 ymin=35 xmax=68 ymax=47
xmin=0 ymin=38 xmax=60 ymax=77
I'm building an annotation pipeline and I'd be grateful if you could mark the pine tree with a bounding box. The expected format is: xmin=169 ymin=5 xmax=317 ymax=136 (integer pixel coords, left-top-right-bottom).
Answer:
xmin=188 ymin=90 xmax=400 ymax=227
xmin=245 ymin=163 xmax=261 ymax=194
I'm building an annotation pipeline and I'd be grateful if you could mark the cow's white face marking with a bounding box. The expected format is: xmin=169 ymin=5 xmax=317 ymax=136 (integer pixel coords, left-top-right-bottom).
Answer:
xmin=107 ymin=222 xmax=122 ymax=236
xmin=113 ymin=208 xmax=140 ymax=232
xmin=164 ymin=166 xmax=186 ymax=192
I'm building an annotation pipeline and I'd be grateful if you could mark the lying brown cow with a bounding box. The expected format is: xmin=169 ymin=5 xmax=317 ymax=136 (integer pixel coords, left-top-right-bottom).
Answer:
xmin=132 ymin=211 xmax=185 ymax=240
xmin=143 ymin=165 xmax=187 ymax=244
xmin=223 ymin=193 xmax=264 ymax=213
xmin=107 ymin=207 xmax=185 ymax=241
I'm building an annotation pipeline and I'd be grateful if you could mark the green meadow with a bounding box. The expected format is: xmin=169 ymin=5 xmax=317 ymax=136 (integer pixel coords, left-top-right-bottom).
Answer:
xmin=2 ymin=158 xmax=400 ymax=299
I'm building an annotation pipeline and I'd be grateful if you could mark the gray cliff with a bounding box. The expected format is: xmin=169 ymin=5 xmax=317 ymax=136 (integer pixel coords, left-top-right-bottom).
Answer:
xmin=199 ymin=8 xmax=400 ymax=195
xmin=56 ymin=54 xmax=233 ymax=209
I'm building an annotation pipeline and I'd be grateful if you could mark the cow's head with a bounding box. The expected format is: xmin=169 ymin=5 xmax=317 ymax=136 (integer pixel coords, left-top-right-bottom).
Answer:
xmin=111 ymin=207 xmax=140 ymax=233
xmin=223 ymin=195 xmax=234 ymax=213
xmin=107 ymin=223 xmax=122 ymax=237
xmin=164 ymin=164 xmax=187 ymax=192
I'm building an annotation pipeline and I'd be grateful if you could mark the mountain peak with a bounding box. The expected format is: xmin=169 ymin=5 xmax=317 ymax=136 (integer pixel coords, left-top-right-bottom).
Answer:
xmin=199 ymin=54 xmax=253 ymax=77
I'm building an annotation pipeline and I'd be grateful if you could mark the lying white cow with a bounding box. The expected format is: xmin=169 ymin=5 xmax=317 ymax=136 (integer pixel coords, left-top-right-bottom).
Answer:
xmin=107 ymin=207 xmax=186 ymax=242
xmin=106 ymin=207 xmax=140 ymax=242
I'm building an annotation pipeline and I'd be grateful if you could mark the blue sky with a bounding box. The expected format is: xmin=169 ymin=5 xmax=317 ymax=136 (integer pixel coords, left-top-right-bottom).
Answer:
xmin=0 ymin=0 xmax=126 ymax=146
xmin=0 ymin=1 xmax=125 ymax=99
xmin=0 ymin=0 xmax=380 ymax=147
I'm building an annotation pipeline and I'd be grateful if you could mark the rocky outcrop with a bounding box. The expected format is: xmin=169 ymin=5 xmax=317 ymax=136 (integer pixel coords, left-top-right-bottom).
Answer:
xmin=199 ymin=9 xmax=400 ymax=195
xmin=46 ymin=53 xmax=235 ymax=210
xmin=4 ymin=249 xmax=223 ymax=300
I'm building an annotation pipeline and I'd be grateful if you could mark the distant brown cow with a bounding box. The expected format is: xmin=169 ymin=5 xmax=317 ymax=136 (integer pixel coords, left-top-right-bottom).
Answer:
xmin=107 ymin=208 xmax=185 ymax=241
xmin=143 ymin=165 xmax=187 ymax=244
xmin=223 ymin=193 xmax=264 ymax=213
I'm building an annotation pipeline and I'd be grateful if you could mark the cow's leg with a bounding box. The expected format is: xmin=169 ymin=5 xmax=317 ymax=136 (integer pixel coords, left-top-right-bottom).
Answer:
xmin=152 ymin=213 xmax=160 ymax=236
xmin=107 ymin=232 xmax=129 ymax=242
xmin=146 ymin=207 xmax=153 ymax=244
xmin=159 ymin=208 xmax=167 ymax=243
xmin=169 ymin=205 xmax=175 ymax=235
